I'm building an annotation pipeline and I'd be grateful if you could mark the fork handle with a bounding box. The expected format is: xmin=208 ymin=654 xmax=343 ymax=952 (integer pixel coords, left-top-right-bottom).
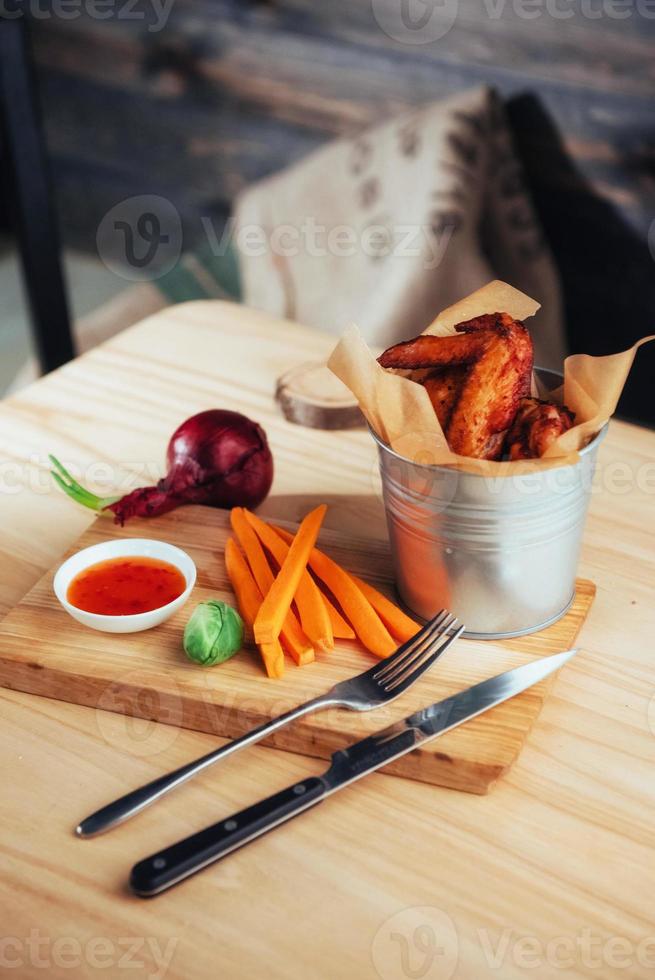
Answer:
xmin=130 ymin=776 xmax=327 ymax=896
xmin=76 ymin=696 xmax=332 ymax=838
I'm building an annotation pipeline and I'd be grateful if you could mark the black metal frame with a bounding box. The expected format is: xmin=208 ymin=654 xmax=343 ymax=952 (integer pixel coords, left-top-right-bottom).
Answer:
xmin=0 ymin=15 xmax=74 ymax=374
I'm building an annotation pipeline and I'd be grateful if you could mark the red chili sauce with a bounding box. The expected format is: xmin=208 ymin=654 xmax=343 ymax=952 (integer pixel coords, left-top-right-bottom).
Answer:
xmin=67 ymin=556 xmax=186 ymax=616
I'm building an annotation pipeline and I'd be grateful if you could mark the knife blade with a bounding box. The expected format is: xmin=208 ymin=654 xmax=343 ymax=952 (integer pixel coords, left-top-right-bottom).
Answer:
xmin=130 ymin=649 xmax=576 ymax=896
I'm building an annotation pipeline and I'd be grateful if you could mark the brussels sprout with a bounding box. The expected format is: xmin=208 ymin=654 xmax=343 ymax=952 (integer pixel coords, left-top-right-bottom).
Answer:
xmin=183 ymin=600 xmax=244 ymax=666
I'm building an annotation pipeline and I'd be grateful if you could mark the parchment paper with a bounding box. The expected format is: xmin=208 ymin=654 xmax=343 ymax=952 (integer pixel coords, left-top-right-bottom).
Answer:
xmin=328 ymin=280 xmax=653 ymax=474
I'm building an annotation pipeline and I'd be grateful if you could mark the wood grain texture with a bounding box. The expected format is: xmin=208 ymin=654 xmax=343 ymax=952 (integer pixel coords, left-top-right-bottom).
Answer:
xmin=1 ymin=302 xmax=655 ymax=979
xmin=275 ymin=361 xmax=363 ymax=429
xmin=32 ymin=8 xmax=655 ymax=230
xmin=0 ymin=506 xmax=595 ymax=794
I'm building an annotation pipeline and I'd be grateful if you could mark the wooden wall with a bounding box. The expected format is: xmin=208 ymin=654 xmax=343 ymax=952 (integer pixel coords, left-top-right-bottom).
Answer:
xmin=29 ymin=0 xmax=655 ymax=423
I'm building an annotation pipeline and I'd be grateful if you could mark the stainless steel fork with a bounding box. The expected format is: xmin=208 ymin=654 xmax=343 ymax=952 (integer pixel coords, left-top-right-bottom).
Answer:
xmin=76 ymin=610 xmax=464 ymax=838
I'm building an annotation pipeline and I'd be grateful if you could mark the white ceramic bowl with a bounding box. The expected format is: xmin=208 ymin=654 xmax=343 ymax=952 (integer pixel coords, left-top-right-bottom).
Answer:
xmin=53 ymin=538 xmax=196 ymax=634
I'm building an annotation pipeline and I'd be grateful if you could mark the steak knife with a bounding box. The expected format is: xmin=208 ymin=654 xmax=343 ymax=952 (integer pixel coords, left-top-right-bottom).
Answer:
xmin=130 ymin=649 xmax=575 ymax=896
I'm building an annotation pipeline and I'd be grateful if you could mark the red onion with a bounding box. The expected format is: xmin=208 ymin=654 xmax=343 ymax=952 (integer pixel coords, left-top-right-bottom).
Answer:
xmin=50 ymin=409 xmax=274 ymax=524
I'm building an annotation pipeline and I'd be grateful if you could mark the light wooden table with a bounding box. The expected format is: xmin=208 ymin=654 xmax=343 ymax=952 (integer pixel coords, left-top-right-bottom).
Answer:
xmin=1 ymin=302 xmax=654 ymax=980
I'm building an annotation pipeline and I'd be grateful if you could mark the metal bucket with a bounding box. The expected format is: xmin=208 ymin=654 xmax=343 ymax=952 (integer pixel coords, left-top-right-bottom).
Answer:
xmin=372 ymin=369 xmax=607 ymax=639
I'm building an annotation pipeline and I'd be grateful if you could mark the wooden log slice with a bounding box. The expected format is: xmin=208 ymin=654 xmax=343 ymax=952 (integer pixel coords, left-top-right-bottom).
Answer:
xmin=275 ymin=361 xmax=363 ymax=430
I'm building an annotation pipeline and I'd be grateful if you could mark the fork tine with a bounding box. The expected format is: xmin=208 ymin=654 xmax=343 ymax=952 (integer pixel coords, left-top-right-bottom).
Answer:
xmin=379 ymin=613 xmax=458 ymax=685
xmin=385 ymin=622 xmax=465 ymax=693
xmin=372 ymin=610 xmax=449 ymax=681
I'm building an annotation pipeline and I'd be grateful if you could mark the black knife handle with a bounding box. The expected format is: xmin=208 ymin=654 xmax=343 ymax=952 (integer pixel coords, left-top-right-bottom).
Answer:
xmin=129 ymin=776 xmax=326 ymax=896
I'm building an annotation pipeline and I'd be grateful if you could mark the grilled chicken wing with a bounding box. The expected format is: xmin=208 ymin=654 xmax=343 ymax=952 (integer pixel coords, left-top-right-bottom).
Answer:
xmin=379 ymin=312 xmax=534 ymax=460
xmin=505 ymin=397 xmax=575 ymax=460
xmin=422 ymin=366 xmax=467 ymax=430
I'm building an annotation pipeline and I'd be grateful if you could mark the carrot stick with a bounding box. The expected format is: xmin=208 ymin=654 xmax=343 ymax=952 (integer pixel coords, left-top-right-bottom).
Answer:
xmin=243 ymin=509 xmax=334 ymax=650
xmin=225 ymin=537 xmax=260 ymax=625
xmin=225 ymin=537 xmax=284 ymax=678
xmin=230 ymin=509 xmax=314 ymax=665
xmin=253 ymin=505 xmax=327 ymax=645
xmin=271 ymin=525 xmax=355 ymax=639
xmin=245 ymin=511 xmax=355 ymax=640
xmin=230 ymin=508 xmax=275 ymax=598
xmin=258 ymin=641 xmax=286 ymax=679
xmin=349 ymin=574 xmax=420 ymax=642
xmin=322 ymin=594 xmax=356 ymax=640
xmin=275 ymin=529 xmax=416 ymax=640
xmin=272 ymin=525 xmax=395 ymax=658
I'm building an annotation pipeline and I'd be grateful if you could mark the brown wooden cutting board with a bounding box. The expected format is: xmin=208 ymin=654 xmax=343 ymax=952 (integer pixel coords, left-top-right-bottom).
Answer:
xmin=0 ymin=506 xmax=595 ymax=794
